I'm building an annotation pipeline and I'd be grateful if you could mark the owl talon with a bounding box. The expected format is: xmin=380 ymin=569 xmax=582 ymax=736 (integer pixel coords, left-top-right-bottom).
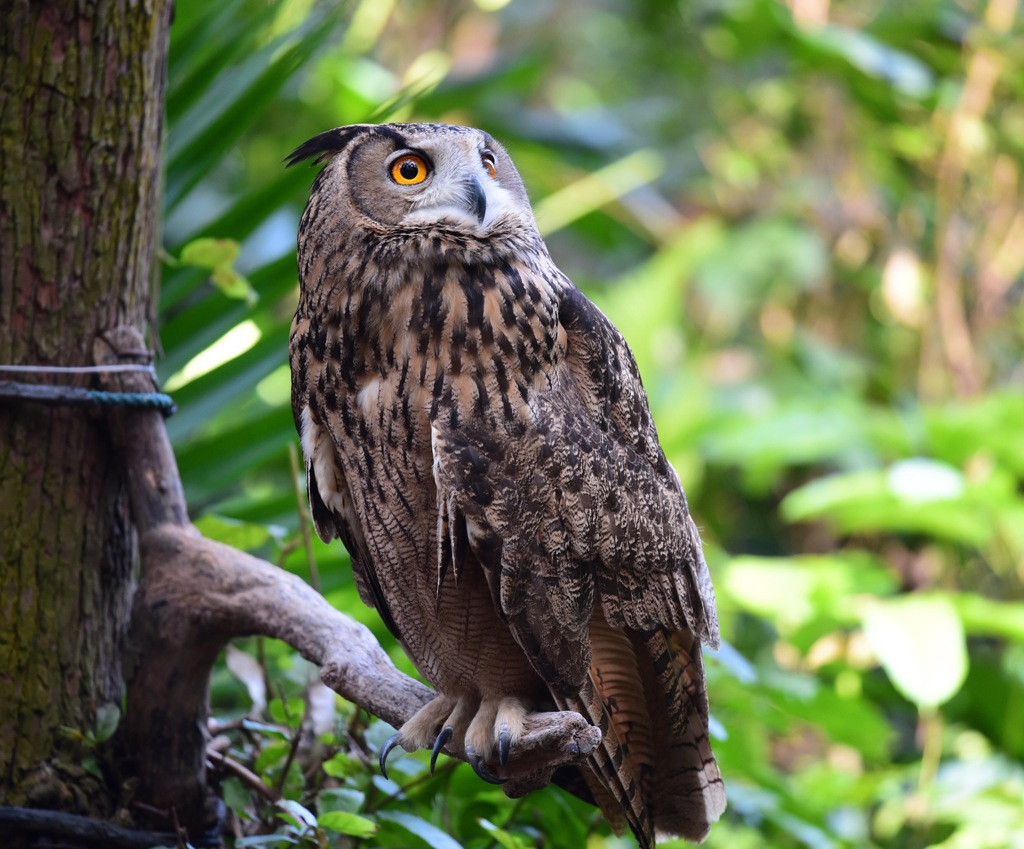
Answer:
xmin=379 ymin=732 xmax=402 ymax=780
xmin=466 ymin=749 xmax=508 ymax=785
xmin=430 ymin=726 xmax=453 ymax=774
xmin=498 ymin=727 xmax=511 ymax=768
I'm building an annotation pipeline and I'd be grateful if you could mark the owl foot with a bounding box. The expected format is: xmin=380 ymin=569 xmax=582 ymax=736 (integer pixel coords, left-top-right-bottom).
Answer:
xmin=430 ymin=726 xmax=453 ymax=774
xmin=466 ymin=746 xmax=508 ymax=784
xmin=376 ymin=693 xmax=530 ymax=783
xmin=378 ymin=732 xmax=402 ymax=780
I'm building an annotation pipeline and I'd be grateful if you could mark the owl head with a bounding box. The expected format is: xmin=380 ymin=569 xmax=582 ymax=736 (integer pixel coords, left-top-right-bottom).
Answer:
xmin=288 ymin=123 xmax=535 ymax=238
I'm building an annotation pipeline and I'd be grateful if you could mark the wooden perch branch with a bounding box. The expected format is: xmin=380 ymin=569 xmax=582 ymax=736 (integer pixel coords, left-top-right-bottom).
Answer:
xmin=93 ymin=327 xmax=598 ymax=835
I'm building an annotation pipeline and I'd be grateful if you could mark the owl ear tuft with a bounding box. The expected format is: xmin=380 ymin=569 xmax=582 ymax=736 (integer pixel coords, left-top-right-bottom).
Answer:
xmin=285 ymin=126 xmax=366 ymax=168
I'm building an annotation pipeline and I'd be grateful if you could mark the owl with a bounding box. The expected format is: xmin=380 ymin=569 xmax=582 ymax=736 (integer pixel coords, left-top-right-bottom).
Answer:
xmin=288 ymin=123 xmax=725 ymax=846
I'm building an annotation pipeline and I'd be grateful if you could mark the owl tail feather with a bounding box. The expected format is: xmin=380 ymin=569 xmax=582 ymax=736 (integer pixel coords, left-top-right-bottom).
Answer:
xmin=638 ymin=628 xmax=727 ymax=842
xmin=553 ymin=609 xmax=656 ymax=849
xmin=554 ymin=614 xmax=726 ymax=846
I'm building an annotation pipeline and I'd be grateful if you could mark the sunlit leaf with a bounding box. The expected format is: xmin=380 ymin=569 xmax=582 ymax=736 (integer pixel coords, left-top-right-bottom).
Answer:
xmin=277 ymin=799 xmax=317 ymax=830
xmin=180 ymin=236 xmax=240 ymax=269
xmin=722 ymin=553 xmax=896 ymax=633
xmin=318 ymin=811 xmax=377 ymax=837
xmin=862 ymin=596 xmax=968 ymax=709
xmin=886 ymin=458 xmax=964 ymax=503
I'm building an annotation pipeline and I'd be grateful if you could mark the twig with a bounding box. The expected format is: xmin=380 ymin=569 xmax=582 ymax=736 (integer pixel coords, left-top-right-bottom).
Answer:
xmin=207 ymin=748 xmax=281 ymax=803
xmin=272 ymin=725 xmax=304 ymax=797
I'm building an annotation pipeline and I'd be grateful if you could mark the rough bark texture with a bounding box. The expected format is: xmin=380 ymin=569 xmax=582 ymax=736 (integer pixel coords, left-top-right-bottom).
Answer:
xmin=0 ymin=0 xmax=172 ymax=809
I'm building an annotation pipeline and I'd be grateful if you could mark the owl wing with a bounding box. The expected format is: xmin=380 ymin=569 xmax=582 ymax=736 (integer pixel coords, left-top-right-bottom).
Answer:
xmin=430 ymin=284 xmax=724 ymax=844
xmin=430 ymin=284 xmax=719 ymax=683
xmin=291 ymin=317 xmax=401 ymax=641
xmin=304 ymin=453 xmax=402 ymax=640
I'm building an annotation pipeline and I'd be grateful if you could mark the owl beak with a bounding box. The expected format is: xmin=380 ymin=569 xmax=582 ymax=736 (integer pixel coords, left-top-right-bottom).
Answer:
xmin=463 ymin=176 xmax=487 ymax=224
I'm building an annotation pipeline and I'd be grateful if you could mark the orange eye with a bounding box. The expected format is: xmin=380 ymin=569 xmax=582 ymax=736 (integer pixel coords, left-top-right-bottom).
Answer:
xmin=390 ymin=154 xmax=429 ymax=185
xmin=482 ymin=151 xmax=497 ymax=179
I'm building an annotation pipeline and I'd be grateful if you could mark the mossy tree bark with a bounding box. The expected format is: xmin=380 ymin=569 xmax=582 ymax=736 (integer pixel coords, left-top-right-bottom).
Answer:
xmin=0 ymin=0 xmax=173 ymax=810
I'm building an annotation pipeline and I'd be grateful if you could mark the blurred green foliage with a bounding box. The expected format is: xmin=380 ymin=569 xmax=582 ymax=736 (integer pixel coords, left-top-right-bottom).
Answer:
xmin=161 ymin=0 xmax=1024 ymax=846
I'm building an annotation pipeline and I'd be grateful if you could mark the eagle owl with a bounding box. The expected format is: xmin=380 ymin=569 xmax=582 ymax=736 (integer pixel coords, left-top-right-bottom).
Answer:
xmin=288 ymin=123 xmax=725 ymax=846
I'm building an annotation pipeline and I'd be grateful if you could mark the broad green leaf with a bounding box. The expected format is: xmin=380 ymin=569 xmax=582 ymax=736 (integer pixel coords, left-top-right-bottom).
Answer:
xmin=886 ymin=458 xmax=964 ymax=502
xmin=317 ymin=811 xmax=377 ymax=837
xmin=862 ymin=596 xmax=968 ymax=709
xmin=781 ymin=468 xmax=994 ymax=546
xmin=949 ymin=594 xmax=1024 ymax=643
xmin=375 ymin=810 xmax=465 ymax=849
xmin=180 ymin=237 xmax=240 ymax=269
xmin=325 ymin=753 xmax=366 ymax=778
xmin=317 ymin=787 xmax=365 ymax=813
xmin=722 ymin=553 xmax=896 ymax=632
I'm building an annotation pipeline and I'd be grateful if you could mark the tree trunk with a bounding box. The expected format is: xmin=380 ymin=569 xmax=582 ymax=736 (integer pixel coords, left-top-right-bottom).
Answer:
xmin=0 ymin=0 xmax=172 ymax=810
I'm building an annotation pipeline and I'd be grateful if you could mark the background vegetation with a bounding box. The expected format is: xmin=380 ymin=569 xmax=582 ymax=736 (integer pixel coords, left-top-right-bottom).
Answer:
xmin=158 ymin=0 xmax=1024 ymax=846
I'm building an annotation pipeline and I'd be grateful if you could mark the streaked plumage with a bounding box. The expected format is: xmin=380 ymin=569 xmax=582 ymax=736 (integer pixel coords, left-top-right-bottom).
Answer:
xmin=288 ymin=123 xmax=725 ymax=845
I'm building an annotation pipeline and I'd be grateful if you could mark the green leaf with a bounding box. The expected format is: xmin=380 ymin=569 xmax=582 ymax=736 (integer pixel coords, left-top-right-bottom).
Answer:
xmin=317 ymin=787 xmax=365 ymax=813
xmin=179 ymin=238 xmax=258 ymax=304
xmin=375 ymin=810 xmax=465 ymax=849
xmin=477 ymin=819 xmax=531 ymax=849
xmin=212 ymin=265 xmax=258 ymax=305
xmin=721 ymin=552 xmax=897 ymax=633
xmin=317 ymin=811 xmax=377 ymax=837
xmin=93 ymin=702 xmax=121 ymax=743
xmin=81 ymin=754 xmax=103 ymax=780
xmin=886 ymin=458 xmax=964 ymax=502
xmin=780 ymin=466 xmax=995 ymax=546
xmin=180 ymin=236 xmax=240 ymax=269
xmin=862 ymin=596 xmax=968 ymax=709
xmin=322 ymin=751 xmax=361 ymax=778
xmin=947 ymin=593 xmax=1024 ymax=643
xmin=223 ymin=776 xmax=251 ymax=812
xmin=276 ymin=799 xmax=317 ymax=830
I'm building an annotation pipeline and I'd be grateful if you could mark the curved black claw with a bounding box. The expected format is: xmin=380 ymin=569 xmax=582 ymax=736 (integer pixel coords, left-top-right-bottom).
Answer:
xmin=466 ymin=749 xmax=508 ymax=785
xmin=430 ymin=727 xmax=454 ymax=775
xmin=379 ymin=732 xmax=402 ymax=780
xmin=498 ymin=727 xmax=511 ymax=768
